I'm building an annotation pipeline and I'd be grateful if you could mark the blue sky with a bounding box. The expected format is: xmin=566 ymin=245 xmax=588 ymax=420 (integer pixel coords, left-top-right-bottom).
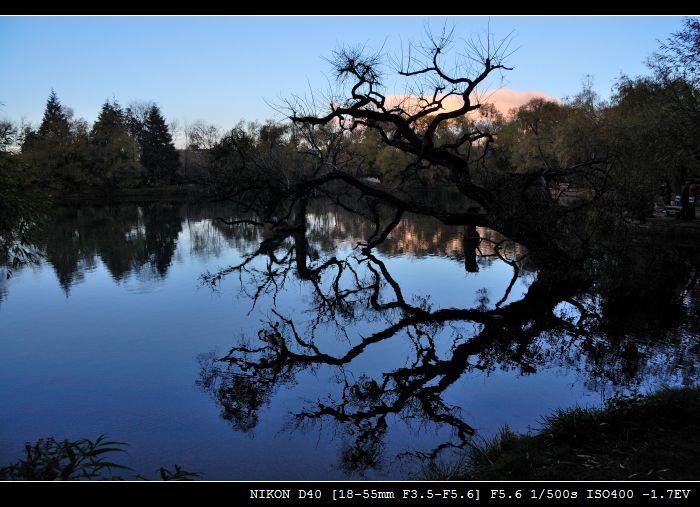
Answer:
xmin=0 ymin=16 xmax=686 ymax=133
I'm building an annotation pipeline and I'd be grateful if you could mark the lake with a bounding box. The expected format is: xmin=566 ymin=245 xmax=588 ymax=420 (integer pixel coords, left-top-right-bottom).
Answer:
xmin=0 ymin=201 xmax=697 ymax=479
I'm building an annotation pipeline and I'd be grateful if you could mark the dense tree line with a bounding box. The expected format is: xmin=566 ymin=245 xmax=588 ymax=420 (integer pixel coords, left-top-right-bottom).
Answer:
xmin=183 ymin=17 xmax=695 ymax=272
xmin=1 ymin=20 xmax=698 ymax=214
xmin=7 ymin=92 xmax=180 ymax=193
xmin=1 ymin=112 xmax=43 ymax=272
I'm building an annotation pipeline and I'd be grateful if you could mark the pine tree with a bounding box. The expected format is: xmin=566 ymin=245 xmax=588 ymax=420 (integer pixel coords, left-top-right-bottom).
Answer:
xmin=89 ymin=100 xmax=141 ymax=190
xmin=140 ymin=105 xmax=179 ymax=185
xmin=37 ymin=89 xmax=69 ymax=139
xmin=22 ymin=90 xmax=79 ymax=188
xmin=91 ymin=100 xmax=125 ymax=145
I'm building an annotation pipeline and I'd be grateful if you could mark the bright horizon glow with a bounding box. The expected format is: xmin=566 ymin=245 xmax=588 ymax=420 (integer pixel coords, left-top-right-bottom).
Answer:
xmin=0 ymin=16 xmax=686 ymax=142
xmin=383 ymin=90 xmax=556 ymax=118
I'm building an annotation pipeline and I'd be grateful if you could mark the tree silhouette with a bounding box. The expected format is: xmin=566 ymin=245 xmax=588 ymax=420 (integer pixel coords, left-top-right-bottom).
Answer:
xmin=140 ymin=105 xmax=179 ymax=185
xmin=37 ymin=89 xmax=69 ymax=139
xmin=21 ymin=90 xmax=81 ymax=188
xmin=212 ymin=28 xmax=614 ymax=269
xmin=89 ymin=100 xmax=141 ymax=190
xmin=198 ymin=206 xmax=699 ymax=475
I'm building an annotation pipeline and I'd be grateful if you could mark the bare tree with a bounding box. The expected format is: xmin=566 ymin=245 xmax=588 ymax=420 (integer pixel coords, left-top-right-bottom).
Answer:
xmin=196 ymin=26 xmax=695 ymax=475
xmin=188 ymin=120 xmax=222 ymax=150
xmin=263 ymin=27 xmax=612 ymax=258
xmin=198 ymin=211 xmax=698 ymax=473
xmin=124 ymin=100 xmax=156 ymax=136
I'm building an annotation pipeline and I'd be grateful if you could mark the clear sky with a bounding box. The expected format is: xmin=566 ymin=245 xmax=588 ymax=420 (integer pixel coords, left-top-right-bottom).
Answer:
xmin=0 ymin=15 xmax=686 ymax=135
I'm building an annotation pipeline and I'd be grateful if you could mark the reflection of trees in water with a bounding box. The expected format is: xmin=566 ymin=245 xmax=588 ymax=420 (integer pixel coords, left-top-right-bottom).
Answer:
xmin=576 ymin=243 xmax=700 ymax=393
xmin=3 ymin=200 xmax=536 ymax=298
xmin=4 ymin=199 xmax=696 ymax=473
xmin=302 ymin=200 xmax=531 ymax=268
xmin=186 ymin=220 xmax=226 ymax=259
xmin=197 ymin=216 xmax=699 ymax=476
xmin=197 ymin=350 xmax=297 ymax=433
xmin=22 ymin=204 xmax=183 ymax=293
xmin=141 ymin=204 xmax=182 ymax=277
xmin=0 ymin=273 xmax=7 ymax=303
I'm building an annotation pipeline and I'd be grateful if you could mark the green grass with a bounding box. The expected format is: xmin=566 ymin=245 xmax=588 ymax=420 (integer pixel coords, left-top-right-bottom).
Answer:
xmin=421 ymin=387 xmax=700 ymax=480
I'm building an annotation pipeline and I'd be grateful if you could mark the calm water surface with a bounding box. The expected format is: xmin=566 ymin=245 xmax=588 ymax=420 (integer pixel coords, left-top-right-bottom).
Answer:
xmin=0 ymin=202 xmax=697 ymax=479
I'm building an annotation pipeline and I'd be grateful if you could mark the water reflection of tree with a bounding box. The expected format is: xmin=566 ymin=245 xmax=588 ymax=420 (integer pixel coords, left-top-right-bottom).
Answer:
xmin=198 ymin=216 xmax=699 ymax=476
xmin=140 ymin=204 xmax=182 ymax=277
xmin=7 ymin=200 xmax=536 ymax=298
xmin=35 ymin=204 xmax=182 ymax=292
xmin=575 ymin=243 xmax=700 ymax=392
xmin=0 ymin=275 xmax=7 ymax=304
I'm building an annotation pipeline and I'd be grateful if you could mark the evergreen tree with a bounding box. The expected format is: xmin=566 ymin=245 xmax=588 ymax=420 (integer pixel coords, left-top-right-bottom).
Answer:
xmin=21 ymin=90 xmax=77 ymax=187
xmin=89 ymin=100 xmax=141 ymax=190
xmin=140 ymin=105 xmax=179 ymax=185
xmin=124 ymin=101 xmax=152 ymax=146
xmin=91 ymin=100 xmax=125 ymax=144
xmin=37 ymin=89 xmax=69 ymax=139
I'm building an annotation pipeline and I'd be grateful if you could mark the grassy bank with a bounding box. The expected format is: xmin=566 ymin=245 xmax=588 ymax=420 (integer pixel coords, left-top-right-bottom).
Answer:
xmin=423 ymin=387 xmax=700 ymax=480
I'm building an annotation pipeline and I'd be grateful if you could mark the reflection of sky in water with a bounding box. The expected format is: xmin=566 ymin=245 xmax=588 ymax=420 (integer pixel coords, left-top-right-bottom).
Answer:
xmin=0 ymin=203 xmax=696 ymax=480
